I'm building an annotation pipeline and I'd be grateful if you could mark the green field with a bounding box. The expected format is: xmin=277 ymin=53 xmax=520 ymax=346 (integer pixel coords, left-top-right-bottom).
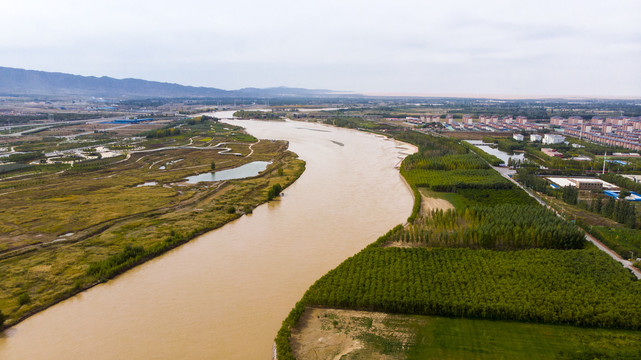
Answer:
xmin=590 ymin=226 xmax=641 ymax=260
xmin=409 ymin=315 xmax=641 ymax=360
xmin=295 ymin=308 xmax=641 ymax=359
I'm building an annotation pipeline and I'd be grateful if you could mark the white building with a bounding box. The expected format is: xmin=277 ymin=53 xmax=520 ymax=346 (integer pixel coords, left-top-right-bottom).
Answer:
xmin=530 ymin=134 xmax=542 ymax=142
xmin=543 ymin=134 xmax=566 ymax=145
xmin=513 ymin=134 xmax=524 ymax=141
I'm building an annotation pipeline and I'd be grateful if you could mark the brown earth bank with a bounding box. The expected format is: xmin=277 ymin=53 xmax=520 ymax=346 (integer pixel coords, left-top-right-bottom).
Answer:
xmin=290 ymin=307 xmax=422 ymax=360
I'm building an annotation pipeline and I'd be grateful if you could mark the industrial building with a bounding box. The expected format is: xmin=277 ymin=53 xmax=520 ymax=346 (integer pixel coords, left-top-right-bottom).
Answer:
xmin=543 ymin=134 xmax=566 ymax=145
xmin=546 ymin=177 xmax=617 ymax=190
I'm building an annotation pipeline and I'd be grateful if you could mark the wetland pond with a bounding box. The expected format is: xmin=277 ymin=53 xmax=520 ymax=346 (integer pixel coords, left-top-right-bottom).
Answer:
xmin=0 ymin=116 xmax=416 ymax=360
xmin=184 ymin=161 xmax=272 ymax=183
xmin=465 ymin=139 xmax=525 ymax=164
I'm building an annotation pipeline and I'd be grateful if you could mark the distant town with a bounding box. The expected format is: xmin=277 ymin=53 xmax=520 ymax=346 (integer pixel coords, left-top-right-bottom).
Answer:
xmin=398 ymin=114 xmax=641 ymax=151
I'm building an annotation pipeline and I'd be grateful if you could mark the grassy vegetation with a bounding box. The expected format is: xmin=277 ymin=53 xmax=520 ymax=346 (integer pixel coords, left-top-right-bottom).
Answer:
xmin=0 ymin=116 xmax=306 ymax=327
xmin=408 ymin=315 xmax=641 ymax=360
xmin=589 ymin=226 xmax=641 ymax=260
xmin=294 ymin=308 xmax=641 ymax=360
xmin=276 ymin=128 xmax=641 ymax=359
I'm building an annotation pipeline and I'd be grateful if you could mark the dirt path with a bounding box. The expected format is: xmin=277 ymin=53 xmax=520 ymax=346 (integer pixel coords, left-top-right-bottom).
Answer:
xmin=246 ymin=139 xmax=260 ymax=158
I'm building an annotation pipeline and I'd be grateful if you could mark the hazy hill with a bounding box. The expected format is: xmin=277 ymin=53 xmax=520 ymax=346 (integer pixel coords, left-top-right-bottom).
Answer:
xmin=0 ymin=66 xmax=333 ymax=98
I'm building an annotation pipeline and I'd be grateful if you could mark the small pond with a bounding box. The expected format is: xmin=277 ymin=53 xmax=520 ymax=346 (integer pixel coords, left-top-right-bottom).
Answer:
xmin=184 ymin=161 xmax=272 ymax=183
xmin=136 ymin=181 xmax=158 ymax=187
xmin=465 ymin=140 xmax=525 ymax=164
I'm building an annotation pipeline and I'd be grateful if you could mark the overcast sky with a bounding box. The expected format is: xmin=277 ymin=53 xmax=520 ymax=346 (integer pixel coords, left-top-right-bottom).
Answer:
xmin=2 ymin=0 xmax=640 ymax=97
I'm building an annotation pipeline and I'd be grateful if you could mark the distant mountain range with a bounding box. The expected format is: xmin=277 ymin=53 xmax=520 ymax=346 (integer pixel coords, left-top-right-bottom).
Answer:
xmin=0 ymin=66 xmax=336 ymax=98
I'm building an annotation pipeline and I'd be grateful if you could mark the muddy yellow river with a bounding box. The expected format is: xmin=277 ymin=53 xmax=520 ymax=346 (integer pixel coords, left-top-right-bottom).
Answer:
xmin=0 ymin=117 xmax=415 ymax=359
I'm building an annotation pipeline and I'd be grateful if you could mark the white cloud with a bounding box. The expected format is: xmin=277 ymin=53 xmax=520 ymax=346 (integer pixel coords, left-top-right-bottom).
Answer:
xmin=1 ymin=0 xmax=640 ymax=96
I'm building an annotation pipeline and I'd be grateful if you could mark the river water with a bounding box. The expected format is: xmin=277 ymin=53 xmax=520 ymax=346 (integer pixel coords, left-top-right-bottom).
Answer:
xmin=0 ymin=116 xmax=416 ymax=359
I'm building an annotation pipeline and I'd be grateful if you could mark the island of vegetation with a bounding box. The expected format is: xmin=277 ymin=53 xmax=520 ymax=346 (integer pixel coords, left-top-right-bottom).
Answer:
xmin=0 ymin=115 xmax=305 ymax=329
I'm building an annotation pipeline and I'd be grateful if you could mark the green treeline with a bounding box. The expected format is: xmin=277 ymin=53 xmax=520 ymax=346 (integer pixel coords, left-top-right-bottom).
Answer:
xmin=601 ymin=173 xmax=641 ymax=194
xmin=188 ymin=115 xmax=218 ymax=125
xmin=5 ymin=151 xmax=44 ymax=163
xmin=561 ymin=185 xmax=579 ymax=204
xmin=580 ymin=196 xmax=638 ymax=228
xmin=402 ymin=169 xmax=512 ymax=191
xmin=407 ymin=185 xmax=421 ymax=223
xmin=233 ymin=110 xmax=281 ymax=120
xmin=301 ymin=247 xmax=641 ymax=329
xmin=0 ymin=163 xmax=30 ymax=174
xmin=397 ymin=131 xmax=512 ymax=192
xmin=267 ymin=183 xmax=282 ymax=200
xmin=87 ymin=244 xmax=145 ymax=281
xmin=403 ymin=153 xmax=489 ymax=171
xmin=454 ymin=188 xmax=537 ymax=206
xmin=146 ymin=127 xmax=181 ymax=138
xmin=323 ymin=117 xmax=361 ymax=128
xmin=0 ymin=113 xmax=109 ymax=125
xmin=589 ymin=226 xmax=641 ymax=260
xmin=85 ymin=231 xmax=196 ymax=282
xmin=391 ymin=205 xmax=585 ymax=250
xmin=392 ymin=130 xmax=466 ymax=157
xmin=461 ymin=141 xmax=503 ymax=166
xmin=516 ymin=168 xmax=555 ymax=195
xmin=517 ymin=169 xmax=639 ymax=229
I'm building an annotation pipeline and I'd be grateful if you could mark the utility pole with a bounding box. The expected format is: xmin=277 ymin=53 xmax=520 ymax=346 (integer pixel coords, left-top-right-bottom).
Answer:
xmin=579 ymin=124 xmax=583 ymax=140
xmin=602 ymin=151 xmax=607 ymax=174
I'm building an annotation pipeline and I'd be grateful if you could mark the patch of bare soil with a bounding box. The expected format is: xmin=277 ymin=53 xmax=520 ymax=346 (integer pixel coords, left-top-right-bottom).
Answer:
xmin=418 ymin=189 xmax=454 ymax=215
xmin=290 ymin=307 xmax=423 ymax=360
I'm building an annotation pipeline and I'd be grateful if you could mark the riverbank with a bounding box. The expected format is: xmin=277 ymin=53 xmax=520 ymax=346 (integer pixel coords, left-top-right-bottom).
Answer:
xmin=1 ymin=117 xmax=415 ymax=360
xmin=0 ymin=123 xmax=305 ymax=329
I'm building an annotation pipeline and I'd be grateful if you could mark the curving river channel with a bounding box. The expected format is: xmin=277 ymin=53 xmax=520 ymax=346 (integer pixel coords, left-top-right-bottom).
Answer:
xmin=0 ymin=115 xmax=416 ymax=359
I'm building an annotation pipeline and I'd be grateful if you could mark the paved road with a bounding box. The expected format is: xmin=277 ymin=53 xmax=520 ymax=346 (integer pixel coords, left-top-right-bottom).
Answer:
xmin=492 ymin=164 xmax=641 ymax=280
xmin=0 ymin=116 xmax=123 ymax=137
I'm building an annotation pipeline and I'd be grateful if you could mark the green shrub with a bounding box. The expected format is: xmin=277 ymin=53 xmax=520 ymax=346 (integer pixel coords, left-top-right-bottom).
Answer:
xmin=18 ymin=293 xmax=31 ymax=306
xmin=267 ymin=183 xmax=282 ymax=200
